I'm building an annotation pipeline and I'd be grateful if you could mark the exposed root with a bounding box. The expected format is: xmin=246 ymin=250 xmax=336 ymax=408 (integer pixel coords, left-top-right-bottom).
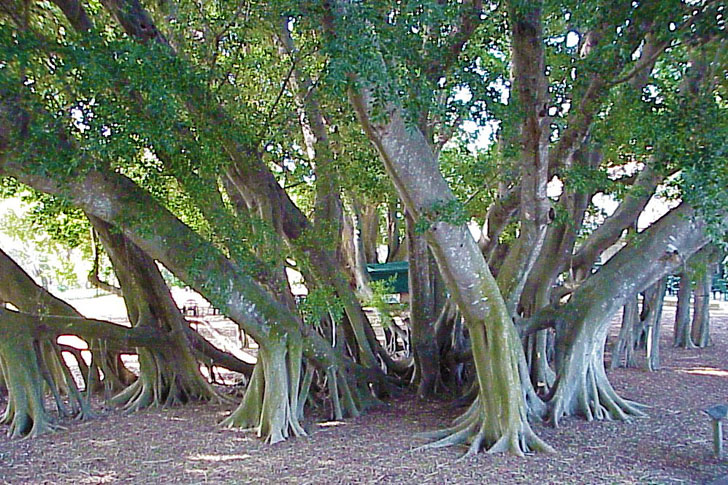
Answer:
xmin=0 ymin=339 xmax=63 ymax=439
xmin=525 ymin=331 xmax=556 ymax=396
xmin=416 ymin=315 xmax=554 ymax=457
xmin=548 ymin=352 xmax=646 ymax=427
xmin=417 ymin=419 xmax=479 ymax=450
xmin=220 ymin=342 xmax=307 ymax=444
xmin=518 ymin=344 xmax=548 ymax=422
xmin=111 ymin=348 xmax=223 ymax=413
xmin=417 ymin=394 xmax=554 ymax=456
xmin=324 ymin=365 xmax=364 ymax=420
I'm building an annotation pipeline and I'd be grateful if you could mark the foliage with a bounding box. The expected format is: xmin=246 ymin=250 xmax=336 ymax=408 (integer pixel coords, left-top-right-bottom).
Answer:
xmin=0 ymin=207 xmax=82 ymax=290
xmin=365 ymin=278 xmax=405 ymax=328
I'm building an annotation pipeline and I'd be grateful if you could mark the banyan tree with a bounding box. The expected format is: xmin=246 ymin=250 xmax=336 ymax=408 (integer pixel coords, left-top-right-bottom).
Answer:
xmin=0 ymin=0 xmax=726 ymax=456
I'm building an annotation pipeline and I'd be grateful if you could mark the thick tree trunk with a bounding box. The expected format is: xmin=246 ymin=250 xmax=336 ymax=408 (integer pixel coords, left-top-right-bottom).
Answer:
xmin=691 ymin=267 xmax=712 ymax=347
xmin=221 ymin=338 xmax=306 ymax=444
xmin=543 ymin=204 xmax=710 ymax=425
xmin=0 ymin=157 xmax=306 ymax=442
xmin=350 ymin=84 xmax=551 ymax=456
xmin=406 ymin=212 xmax=443 ymax=399
xmin=0 ymin=335 xmax=61 ymax=438
xmin=0 ymin=305 xmax=165 ymax=438
xmin=495 ymin=3 xmax=552 ymax=313
xmin=0 ymin=248 xmax=131 ymax=433
xmin=673 ymin=273 xmax=694 ymax=348
xmin=0 ymin=360 xmax=6 ymax=394
xmin=338 ymin=2 xmax=557 ymax=452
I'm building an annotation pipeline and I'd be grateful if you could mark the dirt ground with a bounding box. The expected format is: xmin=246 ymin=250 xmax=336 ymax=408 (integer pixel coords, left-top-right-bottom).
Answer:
xmin=1 ymin=305 xmax=728 ymax=484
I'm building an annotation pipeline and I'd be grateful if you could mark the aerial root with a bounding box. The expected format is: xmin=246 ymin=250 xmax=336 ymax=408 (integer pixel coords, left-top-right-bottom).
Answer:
xmin=220 ymin=344 xmax=308 ymax=444
xmin=548 ymin=365 xmax=647 ymax=425
xmin=462 ymin=427 xmax=487 ymax=459
xmin=415 ymin=418 xmax=479 ymax=451
xmin=5 ymin=410 xmax=66 ymax=440
xmin=113 ymin=380 xmax=155 ymax=413
xmin=110 ymin=348 xmax=222 ymax=413
xmin=417 ymin=413 xmax=555 ymax=458
xmin=20 ymin=419 xmax=65 ymax=440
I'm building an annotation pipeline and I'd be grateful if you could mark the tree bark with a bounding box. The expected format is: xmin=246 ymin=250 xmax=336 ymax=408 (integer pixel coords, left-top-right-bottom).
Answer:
xmin=495 ymin=2 xmax=552 ymax=313
xmin=349 ymin=71 xmax=551 ymax=457
xmin=673 ymin=273 xmax=694 ymax=348
xmin=691 ymin=266 xmax=712 ymax=347
xmin=544 ymin=204 xmax=710 ymax=425
xmin=610 ymin=295 xmax=639 ymax=369
xmin=406 ymin=212 xmax=442 ymax=399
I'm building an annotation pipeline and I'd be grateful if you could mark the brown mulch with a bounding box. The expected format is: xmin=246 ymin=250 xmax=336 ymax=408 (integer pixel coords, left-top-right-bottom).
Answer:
xmin=1 ymin=306 xmax=728 ymax=484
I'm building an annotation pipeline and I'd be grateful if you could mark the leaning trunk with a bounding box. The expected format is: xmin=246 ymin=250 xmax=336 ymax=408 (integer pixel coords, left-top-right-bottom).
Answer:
xmin=544 ymin=204 xmax=709 ymax=425
xmin=350 ymin=87 xmax=551 ymax=455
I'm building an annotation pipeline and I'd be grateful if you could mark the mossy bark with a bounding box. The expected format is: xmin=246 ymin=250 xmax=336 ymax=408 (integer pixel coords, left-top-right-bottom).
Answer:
xmin=350 ymin=81 xmax=552 ymax=454
xmin=0 ymin=306 xmax=164 ymax=438
xmin=549 ymin=310 xmax=646 ymax=426
xmin=221 ymin=339 xmax=307 ymax=444
xmin=0 ymin=336 xmax=61 ymax=438
xmin=4 ymin=140 xmax=380 ymax=443
xmin=0 ymin=248 xmax=146 ymax=436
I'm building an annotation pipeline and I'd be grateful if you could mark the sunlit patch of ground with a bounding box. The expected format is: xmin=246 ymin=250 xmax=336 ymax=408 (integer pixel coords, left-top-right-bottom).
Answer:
xmin=676 ymin=367 xmax=728 ymax=378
